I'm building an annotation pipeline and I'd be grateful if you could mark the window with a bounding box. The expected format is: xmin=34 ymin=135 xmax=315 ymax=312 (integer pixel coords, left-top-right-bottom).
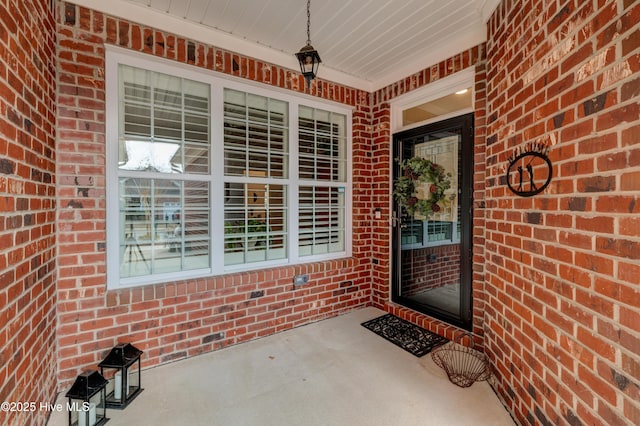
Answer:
xmin=223 ymin=89 xmax=288 ymax=266
xmin=117 ymin=65 xmax=211 ymax=280
xmin=298 ymin=107 xmax=347 ymax=256
xmin=106 ymin=48 xmax=351 ymax=289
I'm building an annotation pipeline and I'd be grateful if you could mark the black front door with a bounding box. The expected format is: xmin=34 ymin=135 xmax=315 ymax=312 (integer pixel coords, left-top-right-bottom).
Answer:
xmin=392 ymin=113 xmax=473 ymax=330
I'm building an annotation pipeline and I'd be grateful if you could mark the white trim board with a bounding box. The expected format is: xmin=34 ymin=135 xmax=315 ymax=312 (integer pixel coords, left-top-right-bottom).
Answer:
xmin=69 ymin=0 xmax=491 ymax=93
xmin=390 ymin=67 xmax=476 ymax=133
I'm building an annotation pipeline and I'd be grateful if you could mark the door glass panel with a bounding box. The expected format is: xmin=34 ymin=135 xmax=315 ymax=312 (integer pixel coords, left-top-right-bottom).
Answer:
xmin=392 ymin=114 xmax=473 ymax=329
xmin=400 ymin=135 xmax=460 ymax=313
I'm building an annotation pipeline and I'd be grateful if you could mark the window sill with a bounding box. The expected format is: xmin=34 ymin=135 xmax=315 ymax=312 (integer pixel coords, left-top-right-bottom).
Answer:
xmin=108 ymin=253 xmax=355 ymax=293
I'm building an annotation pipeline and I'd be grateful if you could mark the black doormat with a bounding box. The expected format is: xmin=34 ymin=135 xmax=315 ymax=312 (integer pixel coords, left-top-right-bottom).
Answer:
xmin=361 ymin=314 xmax=448 ymax=357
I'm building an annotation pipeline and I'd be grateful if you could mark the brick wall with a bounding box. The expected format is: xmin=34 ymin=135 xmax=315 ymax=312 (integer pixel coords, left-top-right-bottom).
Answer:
xmin=0 ymin=0 xmax=57 ymax=425
xmin=12 ymin=2 xmax=634 ymax=424
xmin=370 ymin=46 xmax=488 ymax=340
xmin=484 ymin=0 xmax=639 ymax=424
xmin=55 ymin=1 xmax=372 ymax=387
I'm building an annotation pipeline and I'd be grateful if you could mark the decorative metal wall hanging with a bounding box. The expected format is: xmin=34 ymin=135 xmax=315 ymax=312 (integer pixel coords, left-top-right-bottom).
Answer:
xmin=505 ymin=142 xmax=552 ymax=197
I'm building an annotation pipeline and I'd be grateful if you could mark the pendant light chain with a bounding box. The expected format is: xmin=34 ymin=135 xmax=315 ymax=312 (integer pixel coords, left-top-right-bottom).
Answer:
xmin=306 ymin=0 xmax=311 ymax=45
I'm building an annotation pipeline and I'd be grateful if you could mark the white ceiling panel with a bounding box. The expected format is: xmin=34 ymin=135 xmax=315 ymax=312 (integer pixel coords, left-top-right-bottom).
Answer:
xmin=167 ymin=1 xmax=189 ymax=17
xmin=73 ymin=0 xmax=500 ymax=90
xmin=184 ymin=0 xmax=212 ymax=22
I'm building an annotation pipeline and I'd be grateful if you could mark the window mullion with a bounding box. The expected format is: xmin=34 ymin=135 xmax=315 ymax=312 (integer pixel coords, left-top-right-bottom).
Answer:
xmin=150 ymin=179 xmax=156 ymax=273
xmin=211 ymin=84 xmax=225 ymax=273
xmin=267 ymin=99 xmax=271 ymax=177
xmin=150 ymin=75 xmax=155 ymax=144
xmin=179 ymin=179 xmax=185 ymax=268
xmin=244 ymin=92 xmax=250 ymax=178
xmin=289 ymin=102 xmax=300 ymax=264
xmin=181 ymin=78 xmax=186 ymax=185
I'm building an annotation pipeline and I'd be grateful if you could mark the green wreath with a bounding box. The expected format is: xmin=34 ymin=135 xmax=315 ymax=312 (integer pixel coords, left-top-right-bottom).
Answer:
xmin=393 ymin=157 xmax=454 ymax=217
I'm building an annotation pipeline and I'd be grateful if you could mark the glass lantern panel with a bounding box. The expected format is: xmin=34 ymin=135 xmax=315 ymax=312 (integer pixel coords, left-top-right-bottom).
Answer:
xmin=89 ymin=392 xmax=106 ymax=426
xmin=101 ymin=368 xmax=123 ymax=404
xmin=69 ymin=395 xmax=105 ymax=426
xmin=127 ymin=362 xmax=141 ymax=397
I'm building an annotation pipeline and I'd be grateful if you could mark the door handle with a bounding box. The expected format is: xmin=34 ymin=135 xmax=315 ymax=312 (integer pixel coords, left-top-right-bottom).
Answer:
xmin=391 ymin=212 xmax=407 ymax=228
xmin=391 ymin=212 xmax=399 ymax=228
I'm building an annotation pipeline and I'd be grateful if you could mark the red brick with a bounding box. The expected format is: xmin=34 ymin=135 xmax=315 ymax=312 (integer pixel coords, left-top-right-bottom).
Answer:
xmin=595 ymin=236 xmax=640 ymax=260
xmin=621 ymin=171 xmax=640 ymax=190
xmin=596 ymin=196 xmax=640 ymax=214
xmin=576 ymin=216 xmax=614 ymax=233
xmin=561 ymin=43 xmax=594 ymax=75
xmin=596 ymin=103 xmax=639 ymax=131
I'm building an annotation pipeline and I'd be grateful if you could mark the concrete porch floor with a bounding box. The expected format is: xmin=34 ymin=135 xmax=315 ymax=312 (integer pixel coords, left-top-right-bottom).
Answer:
xmin=48 ymin=307 xmax=514 ymax=426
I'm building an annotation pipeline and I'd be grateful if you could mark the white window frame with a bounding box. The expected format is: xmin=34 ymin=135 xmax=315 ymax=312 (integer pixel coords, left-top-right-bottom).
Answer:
xmin=106 ymin=46 xmax=352 ymax=289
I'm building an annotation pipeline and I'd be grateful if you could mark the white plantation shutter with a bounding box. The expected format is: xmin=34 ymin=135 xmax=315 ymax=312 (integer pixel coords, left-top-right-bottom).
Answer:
xmin=117 ymin=65 xmax=211 ymax=280
xmin=298 ymin=106 xmax=347 ymax=256
xmin=223 ymin=89 xmax=288 ymax=266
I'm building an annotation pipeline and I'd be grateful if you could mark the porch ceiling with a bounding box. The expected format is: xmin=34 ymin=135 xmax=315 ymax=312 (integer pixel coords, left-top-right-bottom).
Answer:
xmin=72 ymin=0 xmax=500 ymax=91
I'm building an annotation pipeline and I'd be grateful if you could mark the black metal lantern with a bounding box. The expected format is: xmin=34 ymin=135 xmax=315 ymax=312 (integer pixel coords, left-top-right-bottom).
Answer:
xmin=65 ymin=370 xmax=109 ymax=426
xmin=295 ymin=0 xmax=321 ymax=85
xmin=98 ymin=343 xmax=143 ymax=409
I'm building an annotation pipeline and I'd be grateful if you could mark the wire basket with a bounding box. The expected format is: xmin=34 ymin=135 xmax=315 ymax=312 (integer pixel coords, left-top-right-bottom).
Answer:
xmin=431 ymin=332 xmax=491 ymax=388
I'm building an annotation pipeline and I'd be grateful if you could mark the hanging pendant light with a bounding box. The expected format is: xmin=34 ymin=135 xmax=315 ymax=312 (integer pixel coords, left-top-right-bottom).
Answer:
xmin=295 ymin=0 xmax=321 ymax=85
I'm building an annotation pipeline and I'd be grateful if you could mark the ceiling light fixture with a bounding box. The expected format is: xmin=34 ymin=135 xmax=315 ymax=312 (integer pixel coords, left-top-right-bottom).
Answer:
xmin=455 ymin=89 xmax=469 ymax=95
xmin=295 ymin=0 xmax=321 ymax=86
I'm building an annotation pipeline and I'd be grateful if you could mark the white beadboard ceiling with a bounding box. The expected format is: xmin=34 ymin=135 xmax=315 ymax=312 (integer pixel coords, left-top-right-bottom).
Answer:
xmin=73 ymin=0 xmax=500 ymax=91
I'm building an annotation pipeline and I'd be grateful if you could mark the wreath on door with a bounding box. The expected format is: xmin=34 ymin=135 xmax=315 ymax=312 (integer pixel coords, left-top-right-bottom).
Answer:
xmin=393 ymin=157 xmax=454 ymax=217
